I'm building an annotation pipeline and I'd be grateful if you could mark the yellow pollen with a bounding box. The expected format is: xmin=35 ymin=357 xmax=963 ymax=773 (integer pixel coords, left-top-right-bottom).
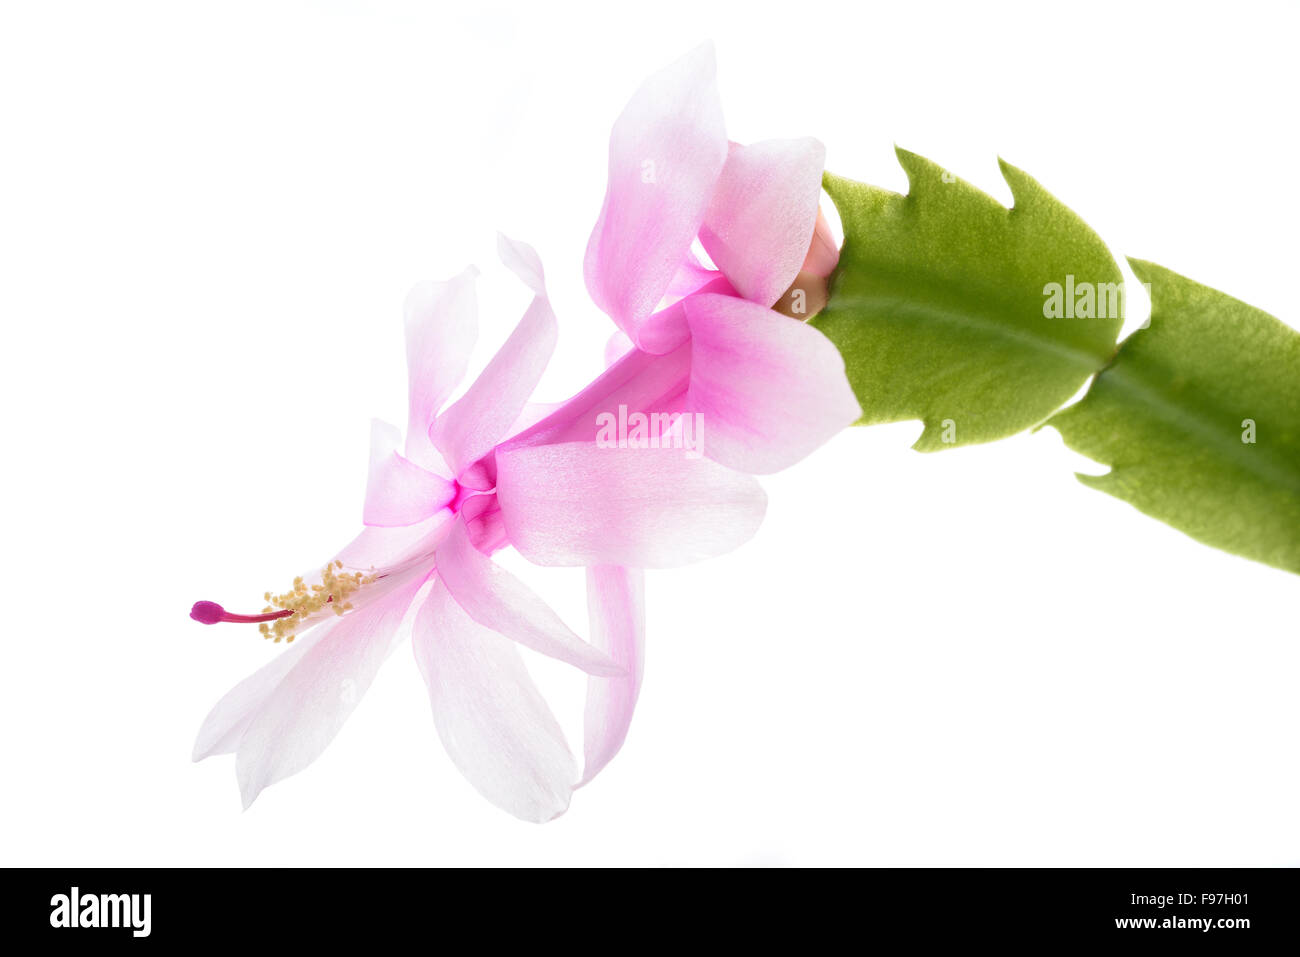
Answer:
xmin=259 ymin=559 xmax=376 ymax=643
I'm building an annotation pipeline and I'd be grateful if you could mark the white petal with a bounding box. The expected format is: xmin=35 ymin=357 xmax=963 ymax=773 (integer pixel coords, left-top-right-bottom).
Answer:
xmin=404 ymin=268 xmax=478 ymax=468
xmin=413 ymin=580 xmax=577 ymax=823
xmin=192 ymin=627 xmax=327 ymax=762
xmin=233 ymin=578 xmax=424 ymax=808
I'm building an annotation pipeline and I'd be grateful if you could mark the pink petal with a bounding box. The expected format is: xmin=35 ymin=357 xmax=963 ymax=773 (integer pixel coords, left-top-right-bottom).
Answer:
xmin=403 ymin=268 xmax=478 ymax=469
xmin=431 ymin=236 xmax=557 ymax=477
xmin=362 ymin=420 xmax=457 ymax=527
xmin=683 ymin=293 xmax=861 ymax=474
xmin=435 ymin=518 xmax=621 ymax=676
xmin=584 ymin=43 xmax=728 ymax=341
xmin=664 ymin=253 xmax=722 ymax=302
xmin=634 ymin=298 xmax=692 ymax=356
xmin=634 ymin=274 xmax=735 ymax=355
xmin=233 ymin=577 xmax=425 ymax=808
xmin=698 ymin=138 xmax=826 ymax=306
xmin=495 ymin=441 xmax=766 ymax=568
xmin=580 ymin=565 xmax=645 ymax=786
xmin=413 ymin=580 xmax=577 ymax=823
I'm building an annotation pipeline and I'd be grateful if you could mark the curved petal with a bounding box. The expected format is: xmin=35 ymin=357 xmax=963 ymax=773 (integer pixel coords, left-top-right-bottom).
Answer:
xmin=684 ymin=293 xmax=862 ymax=474
xmin=634 ymin=274 xmax=735 ymax=355
xmin=404 ymin=268 xmax=479 ymax=468
xmin=664 ymin=254 xmax=721 ymax=303
xmin=233 ymin=577 xmax=425 ymax=808
xmin=580 ymin=565 xmax=645 ymax=786
xmin=698 ymin=138 xmax=826 ymax=306
xmin=495 ymin=441 xmax=767 ymax=568
xmin=413 ymin=580 xmax=577 ymax=823
xmin=634 ymin=298 xmax=692 ymax=356
xmin=435 ymin=518 xmax=620 ymax=676
xmin=431 ymin=236 xmax=557 ymax=476
xmin=363 ymin=420 xmax=457 ymax=527
xmin=584 ymin=43 xmax=728 ymax=340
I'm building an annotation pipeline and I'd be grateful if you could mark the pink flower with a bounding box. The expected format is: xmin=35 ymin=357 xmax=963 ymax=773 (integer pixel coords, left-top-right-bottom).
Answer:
xmin=191 ymin=47 xmax=861 ymax=821
xmin=191 ymin=235 xmax=766 ymax=821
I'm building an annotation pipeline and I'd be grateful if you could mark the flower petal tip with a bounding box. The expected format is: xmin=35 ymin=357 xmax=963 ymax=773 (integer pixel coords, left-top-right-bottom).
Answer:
xmin=238 ymin=780 xmax=262 ymax=811
xmin=540 ymin=802 xmax=571 ymax=824
xmin=496 ymin=233 xmax=546 ymax=296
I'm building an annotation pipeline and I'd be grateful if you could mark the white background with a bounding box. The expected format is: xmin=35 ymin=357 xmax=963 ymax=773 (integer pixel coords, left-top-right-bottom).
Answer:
xmin=2 ymin=0 xmax=1297 ymax=866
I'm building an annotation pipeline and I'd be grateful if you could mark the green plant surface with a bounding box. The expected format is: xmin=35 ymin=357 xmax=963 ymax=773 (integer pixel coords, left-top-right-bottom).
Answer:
xmin=813 ymin=148 xmax=1125 ymax=451
xmin=1047 ymin=260 xmax=1300 ymax=574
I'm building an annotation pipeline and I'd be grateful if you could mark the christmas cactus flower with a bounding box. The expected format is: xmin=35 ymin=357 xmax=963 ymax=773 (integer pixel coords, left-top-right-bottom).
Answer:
xmin=190 ymin=236 xmax=769 ymax=821
xmin=190 ymin=43 xmax=867 ymax=822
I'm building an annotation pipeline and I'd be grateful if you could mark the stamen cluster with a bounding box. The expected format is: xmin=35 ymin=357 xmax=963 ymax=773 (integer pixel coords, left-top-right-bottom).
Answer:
xmin=259 ymin=560 xmax=376 ymax=643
